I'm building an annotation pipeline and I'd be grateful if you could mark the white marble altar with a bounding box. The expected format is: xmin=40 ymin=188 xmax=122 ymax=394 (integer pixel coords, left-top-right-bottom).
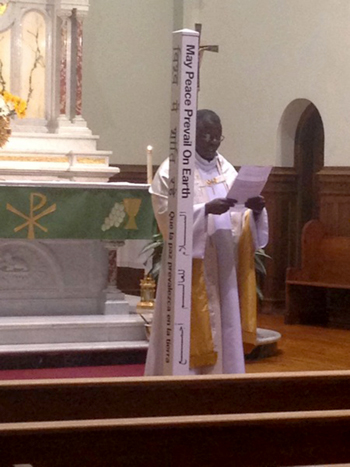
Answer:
xmin=0 ymin=180 xmax=153 ymax=351
xmin=0 ymin=239 xmax=108 ymax=316
xmin=0 ymin=1 xmax=149 ymax=360
xmin=0 ymin=0 xmax=118 ymax=181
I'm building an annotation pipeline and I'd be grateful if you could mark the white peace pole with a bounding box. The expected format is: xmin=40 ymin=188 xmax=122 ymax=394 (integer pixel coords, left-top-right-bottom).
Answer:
xmin=163 ymin=29 xmax=199 ymax=375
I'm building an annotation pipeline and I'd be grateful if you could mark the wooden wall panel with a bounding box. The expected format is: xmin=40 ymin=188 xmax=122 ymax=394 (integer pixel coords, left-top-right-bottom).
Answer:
xmin=318 ymin=168 xmax=350 ymax=236
xmin=109 ymin=164 xmax=148 ymax=184
xmin=261 ymin=168 xmax=298 ymax=313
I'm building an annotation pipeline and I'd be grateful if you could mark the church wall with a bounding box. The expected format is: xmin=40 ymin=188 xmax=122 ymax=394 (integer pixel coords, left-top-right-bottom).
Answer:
xmin=181 ymin=0 xmax=350 ymax=312
xmin=83 ymin=1 xmax=350 ymax=168
xmin=83 ymin=1 xmax=350 ymax=311
xmin=82 ymin=0 xmax=173 ymax=166
xmin=183 ymin=0 xmax=350 ymax=168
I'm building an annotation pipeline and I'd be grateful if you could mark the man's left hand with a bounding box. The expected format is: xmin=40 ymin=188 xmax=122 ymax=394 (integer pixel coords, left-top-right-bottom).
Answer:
xmin=245 ymin=195 xmax=265 ymax=215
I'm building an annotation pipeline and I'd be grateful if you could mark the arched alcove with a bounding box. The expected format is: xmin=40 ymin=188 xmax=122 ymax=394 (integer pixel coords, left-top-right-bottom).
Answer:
xmin=277 ymin=99 xmax=311 ymax=167
xmin=294 ymin=103 xmax=325 ymax=263
xmin=277 ymin=99 xmax=325 ymax=266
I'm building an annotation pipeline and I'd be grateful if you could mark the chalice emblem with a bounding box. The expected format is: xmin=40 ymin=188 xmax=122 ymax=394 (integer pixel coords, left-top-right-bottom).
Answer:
xmin=123 ymin=198 xmax=141 ymax=230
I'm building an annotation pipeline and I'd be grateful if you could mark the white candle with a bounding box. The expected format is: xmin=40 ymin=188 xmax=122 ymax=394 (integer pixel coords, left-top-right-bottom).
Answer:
xmin=147 ymin=145 xmax=153 ymax=184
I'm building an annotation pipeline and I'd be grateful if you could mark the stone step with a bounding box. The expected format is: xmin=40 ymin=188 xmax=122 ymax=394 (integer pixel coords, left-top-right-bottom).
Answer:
xmin=0 ymin=340 xmax=148 ymax=355
xmin=5 ymin=132 xmax=100 ymax=152
xmin=0 ymin=314 xmax=147 ymax=345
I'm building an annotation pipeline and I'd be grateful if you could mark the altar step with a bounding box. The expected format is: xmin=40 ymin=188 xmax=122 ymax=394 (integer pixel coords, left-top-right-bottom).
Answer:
xmin=0 ymin=315 xmax=148 ymax=370
xmin=0 ymin=314 xmax=147 ymax=347
xmin=0 ymin=340 xmax=148 ymax=355
xmin=0 ymin=295 xmax=149 ymax=369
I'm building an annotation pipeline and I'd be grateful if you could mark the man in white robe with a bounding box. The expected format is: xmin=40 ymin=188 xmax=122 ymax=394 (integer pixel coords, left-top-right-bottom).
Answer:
xmin=145 ymin=109 xmax=269 ymax=375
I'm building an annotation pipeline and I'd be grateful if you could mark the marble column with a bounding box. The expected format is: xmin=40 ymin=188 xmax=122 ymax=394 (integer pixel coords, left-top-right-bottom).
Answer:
xmin=72 ymin=9 xmax=88 ymax=130
xmin=56 ymin=9 xmax=73 ymax=129
xmin=74 ymin=12 xmax=83 ymax=117
xmin=59 ymin=13 xmax=68 ymax=116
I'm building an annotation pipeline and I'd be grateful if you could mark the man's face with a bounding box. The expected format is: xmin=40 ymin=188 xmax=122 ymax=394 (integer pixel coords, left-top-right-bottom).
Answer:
xmin=196 ymin=119 xmax=223 ymax=161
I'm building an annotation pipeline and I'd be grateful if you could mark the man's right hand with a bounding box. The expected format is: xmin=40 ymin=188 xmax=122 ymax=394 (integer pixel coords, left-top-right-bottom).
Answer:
xmin=205 ymin=198 xmax=236 ymax=215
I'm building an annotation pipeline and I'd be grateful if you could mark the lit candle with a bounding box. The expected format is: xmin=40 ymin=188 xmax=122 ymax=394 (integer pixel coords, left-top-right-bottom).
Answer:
xmin=147 ymin=145 xmax=153 ymax=184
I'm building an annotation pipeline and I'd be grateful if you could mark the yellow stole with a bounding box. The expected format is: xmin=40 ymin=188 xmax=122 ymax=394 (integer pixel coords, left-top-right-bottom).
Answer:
xmin=190 ymin=258 xmax=217 ymax=369
xmin=237 ymin=211 xmax=257 ymax=354
xmin=189 ymin=211 xmax=258 ymax=366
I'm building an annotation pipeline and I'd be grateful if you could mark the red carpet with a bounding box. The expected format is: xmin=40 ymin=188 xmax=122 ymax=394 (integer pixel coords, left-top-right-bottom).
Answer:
xmin=0 ymin=364 xmax=145 ymax=380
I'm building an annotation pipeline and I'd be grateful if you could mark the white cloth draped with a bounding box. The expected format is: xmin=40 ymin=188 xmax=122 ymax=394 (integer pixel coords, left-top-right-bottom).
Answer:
xmin=145 ymin=152 xmax=269 ymax=375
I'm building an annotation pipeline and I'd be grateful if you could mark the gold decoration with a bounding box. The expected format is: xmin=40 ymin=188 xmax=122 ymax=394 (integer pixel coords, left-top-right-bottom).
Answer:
xmin=0 ymin=155 xmax=69 ymax=163
xmin=206 ymin=177 xmax=218 ymax=186
xmin=0 ymin=116 xmax=11 ymax=148
xmin=76 ymin=157 xmax=106 ymax=165
xmin=137 ymin=274 xmax=156 ymax=310
xmin=7 ymin=192 xmax=57 ymax=239
xmin=123 ymin=198 xmax=141 ymax=230
xmin=136 ymin=274 xmax=156 ymax=341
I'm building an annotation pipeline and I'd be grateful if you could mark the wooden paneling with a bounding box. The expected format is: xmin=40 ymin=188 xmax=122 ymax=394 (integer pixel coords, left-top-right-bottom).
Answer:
xmin=318 ymin=167 xmax=350 ymax=236
xmin=262 ymin=166 xmax=350 ymax=313
xmin=110 ymin=165 xmax=350 ymax=312
xmin=110 ymin=165 xmax=316 ymax=314
xmin=261 ymin=167 xmax=298 ymax=313
xmin=117 ymin=267 xmax=144 ymax=296
xmin=109 ymin=164 xmax=149 ymax=184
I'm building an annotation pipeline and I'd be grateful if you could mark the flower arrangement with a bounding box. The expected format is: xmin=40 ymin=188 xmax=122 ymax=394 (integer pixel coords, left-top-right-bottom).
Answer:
xmin=0 ymin=90 xmax=26 ymax=148
xmin=0 ymin=91 xmax=26 ymax=119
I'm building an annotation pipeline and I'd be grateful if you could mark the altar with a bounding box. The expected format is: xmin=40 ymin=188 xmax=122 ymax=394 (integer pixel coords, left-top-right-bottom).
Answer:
xmin=0 ymin=0 xmax=156 ymax=359
xmin=0 ymin=181 xmax=155 ymax=360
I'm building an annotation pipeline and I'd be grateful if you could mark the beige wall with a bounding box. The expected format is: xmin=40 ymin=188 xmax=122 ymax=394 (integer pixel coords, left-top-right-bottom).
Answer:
xmin=184 ymin=0 xmax=350 ymax=167
xmin=83 ymin=1 xmax=350 ymax=168
xmin=82 ymin=0 xmax=173 ymax=166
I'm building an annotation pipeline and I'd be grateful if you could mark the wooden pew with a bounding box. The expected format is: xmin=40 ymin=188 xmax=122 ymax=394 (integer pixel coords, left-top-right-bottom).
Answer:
xmin=2 ymin=372 xmax=350 ymax=466
xmin=286 ymin=219 xmax=350 ymax=324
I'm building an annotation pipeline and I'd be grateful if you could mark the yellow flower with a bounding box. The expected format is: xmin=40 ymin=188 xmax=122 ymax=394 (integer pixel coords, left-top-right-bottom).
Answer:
xmin=1 ymin=91 xmax=26 ymax=118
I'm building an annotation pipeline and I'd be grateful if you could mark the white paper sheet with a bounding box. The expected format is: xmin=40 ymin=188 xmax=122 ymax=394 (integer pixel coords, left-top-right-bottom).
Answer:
xmin=227 ymin=165 xmax=272 ymax=205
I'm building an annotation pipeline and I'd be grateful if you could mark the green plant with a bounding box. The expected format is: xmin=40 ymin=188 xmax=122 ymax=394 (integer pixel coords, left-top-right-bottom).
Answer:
xmin=140 ymin=232 xmax=164 ymax=281
xmin=255 ymin=248 xmax=271 ymax=301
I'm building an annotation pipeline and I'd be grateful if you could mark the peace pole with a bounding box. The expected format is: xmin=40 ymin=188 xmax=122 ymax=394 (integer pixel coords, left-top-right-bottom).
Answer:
xmin=163 ymin=29 xmax=199 ymax=375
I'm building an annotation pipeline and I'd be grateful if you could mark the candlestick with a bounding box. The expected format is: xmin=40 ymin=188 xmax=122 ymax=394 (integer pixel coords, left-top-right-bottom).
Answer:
xmin=147 ymin=145 xmax=153 ymax=184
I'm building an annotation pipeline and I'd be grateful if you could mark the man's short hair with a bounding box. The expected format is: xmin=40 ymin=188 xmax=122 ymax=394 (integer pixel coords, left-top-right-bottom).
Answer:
xmin=197 ymin=109 xmax=221 ymax=127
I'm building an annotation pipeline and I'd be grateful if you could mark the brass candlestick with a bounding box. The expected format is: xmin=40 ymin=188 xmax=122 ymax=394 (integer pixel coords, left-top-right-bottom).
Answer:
xmin=137 ymin=274 xmax=156 ymax=340
xmin=136 ymin=274 xmax=156 ymax=311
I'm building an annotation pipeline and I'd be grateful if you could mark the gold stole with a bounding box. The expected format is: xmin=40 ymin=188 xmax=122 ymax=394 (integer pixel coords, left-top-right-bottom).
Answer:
xmin=237 ymin=211 xmax=257 ymax=353
xmin=190 ymin=258 xmax=217 ymax=369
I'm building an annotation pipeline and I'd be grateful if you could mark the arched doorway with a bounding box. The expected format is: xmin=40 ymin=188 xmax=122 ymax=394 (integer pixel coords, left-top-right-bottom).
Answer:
xmin=294 ymin=103 xmax=325 ymax=264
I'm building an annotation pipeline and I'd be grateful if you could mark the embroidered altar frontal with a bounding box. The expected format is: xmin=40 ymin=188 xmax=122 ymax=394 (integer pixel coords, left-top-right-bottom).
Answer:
xmin=0 ymin=182 xmax=156 ymax=240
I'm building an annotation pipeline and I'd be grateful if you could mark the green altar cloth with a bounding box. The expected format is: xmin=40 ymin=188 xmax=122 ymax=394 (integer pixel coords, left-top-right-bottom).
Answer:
xmin=0 ymin=182 xmax=156 ymax=240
